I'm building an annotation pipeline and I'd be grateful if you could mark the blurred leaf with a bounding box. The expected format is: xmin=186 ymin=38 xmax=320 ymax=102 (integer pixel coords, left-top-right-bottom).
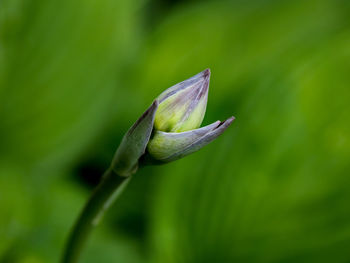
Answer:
xmin=0 ymin=0 xmax=142 ymax=169
xmin=1 ymin=0 xmax=350 ymax=262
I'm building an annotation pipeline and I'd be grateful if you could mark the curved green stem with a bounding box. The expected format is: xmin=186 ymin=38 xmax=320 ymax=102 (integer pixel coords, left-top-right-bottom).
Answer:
xmin=62 ymin=168 xmax=131 ymax=263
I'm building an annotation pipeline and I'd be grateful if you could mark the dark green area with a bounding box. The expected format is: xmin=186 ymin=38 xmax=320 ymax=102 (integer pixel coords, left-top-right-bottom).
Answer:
xmin=1 ymin=0 xmax=350 ymax=262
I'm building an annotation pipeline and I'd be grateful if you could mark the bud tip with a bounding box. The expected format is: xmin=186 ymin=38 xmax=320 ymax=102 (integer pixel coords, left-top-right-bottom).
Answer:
xmin=203 ymin=68 xmax=211 ymax=78
xmin=218 ymin=116 xmax=235 ymax=128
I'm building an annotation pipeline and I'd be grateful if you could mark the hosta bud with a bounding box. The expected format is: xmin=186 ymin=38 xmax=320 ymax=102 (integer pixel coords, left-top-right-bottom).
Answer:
xmin=112 ymin=69 xmax=234 ymax=172
xmin=145 ymin=69 xmax=235 ymax=164
xmin=154 ymin=69 xmax=210 ymax=132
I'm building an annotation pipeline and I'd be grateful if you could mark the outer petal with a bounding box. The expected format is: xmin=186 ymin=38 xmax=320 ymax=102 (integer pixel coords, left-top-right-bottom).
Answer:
xmin=147 ymin=121 xmax=221 ymax=160
xmin=160 ymin=116 xmax=235 ymax=163
xmin=112 ymin=100 xmax=158 ymax=176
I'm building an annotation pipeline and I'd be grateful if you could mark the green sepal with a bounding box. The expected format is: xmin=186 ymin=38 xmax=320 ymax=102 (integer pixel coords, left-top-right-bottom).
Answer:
xmin=112 ymin=100 xmax=158 ymax=176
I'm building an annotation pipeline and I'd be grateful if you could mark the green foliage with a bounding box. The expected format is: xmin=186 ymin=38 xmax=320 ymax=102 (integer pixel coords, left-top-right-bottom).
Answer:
xmin=0 ymin=0 xmax=349 ymax=262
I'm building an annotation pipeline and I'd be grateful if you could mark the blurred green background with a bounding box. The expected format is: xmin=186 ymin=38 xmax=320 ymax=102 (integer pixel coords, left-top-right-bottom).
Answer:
xmin=1 ymin=0 xmax=350 ymax=262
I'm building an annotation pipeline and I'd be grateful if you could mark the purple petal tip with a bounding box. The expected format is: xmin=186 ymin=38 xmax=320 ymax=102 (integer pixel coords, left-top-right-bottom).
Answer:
xmin=203 ymin=68 xmax=211 ymax=78
xmin=215 ymin=116 xmax=235 ymax=130
xmin=152 ymin=99 xmax=159 ymax=108
xmin=227 ymin=116 xmax=235 ymax=123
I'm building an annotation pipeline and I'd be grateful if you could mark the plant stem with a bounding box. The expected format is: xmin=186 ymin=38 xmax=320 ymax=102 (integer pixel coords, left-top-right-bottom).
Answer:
xmin=62 ymin=168 xmax=131 ymax=263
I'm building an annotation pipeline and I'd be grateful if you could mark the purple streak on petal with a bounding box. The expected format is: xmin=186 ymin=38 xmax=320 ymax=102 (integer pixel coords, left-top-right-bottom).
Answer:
xmin=178 ymin=70 xmax=210 ymax=125
xmin=155 ymin=120 xmax=220 ymax=140
xmin=158 ymin=69 xmax=211 ymax=103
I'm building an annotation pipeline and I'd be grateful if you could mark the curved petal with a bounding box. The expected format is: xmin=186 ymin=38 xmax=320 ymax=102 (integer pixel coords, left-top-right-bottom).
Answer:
xmin=147 ymin=121 xmax=221 ymax=160
xmin=161 ymin=116 xmax=235 ymax=163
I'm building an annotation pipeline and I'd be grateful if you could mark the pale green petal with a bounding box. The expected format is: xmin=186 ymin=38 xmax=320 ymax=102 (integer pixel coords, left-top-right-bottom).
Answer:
xmin=147 ymin=121 xmax=221 ymax=161
xmin=147 ymin=117 xmax=234 ymax=163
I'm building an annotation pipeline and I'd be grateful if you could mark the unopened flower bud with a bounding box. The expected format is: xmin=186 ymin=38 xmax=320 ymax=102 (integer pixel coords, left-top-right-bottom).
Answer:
xmin=111 ymin=69 xmax=234 ymax=171
xmin=145 ymin=69 xmax=235 ymax=164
